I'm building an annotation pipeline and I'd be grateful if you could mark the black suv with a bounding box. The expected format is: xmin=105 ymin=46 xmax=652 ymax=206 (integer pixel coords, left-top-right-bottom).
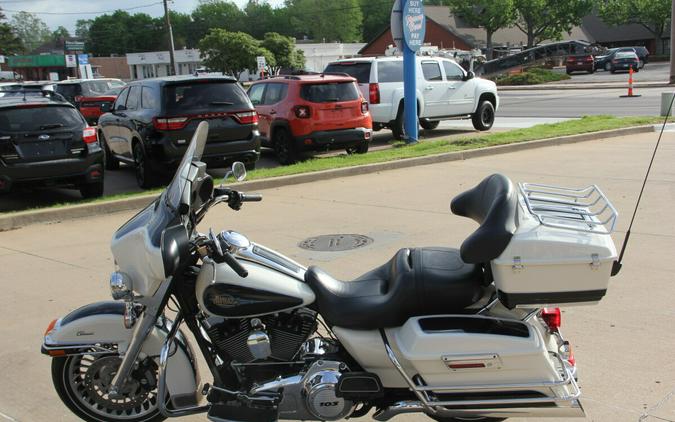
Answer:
xmin=98 ymin=76 xmax=261 ymax=188
xmin=0 ymin=91 xmax=104 ymax=198
xmin=54 ymin=78 xmax=125 ymax=107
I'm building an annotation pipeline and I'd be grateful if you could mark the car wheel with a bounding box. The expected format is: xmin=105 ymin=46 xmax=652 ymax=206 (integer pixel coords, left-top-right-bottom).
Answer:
xmin=420 ymin=119 xmax=440 ymax=130
xmin=610 ymin=69 xmax=616 ymax=74
xmin=604 ymin=62 xmax=611 ymax=71
xmin=79 ymin=181 xmax=104 ymax=199
xmin=133 ymin=142 xmax=157 ymax=189
xmin=391 ymin=105 xmax=405 ymax=140
xmin=100 ymin=131 xmax=119 ymax=170
xmin=471 ymin=101 xmax=495 ymax=131
xmin=346 ymin=142 xmax=369 ymax=154
xmin=273 ymin=128 xmax=298 ymax=165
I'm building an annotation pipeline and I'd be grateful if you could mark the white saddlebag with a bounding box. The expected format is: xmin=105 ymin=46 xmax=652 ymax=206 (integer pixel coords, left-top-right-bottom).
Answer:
xmin=492 ymin=183 xmax=618 ymax=308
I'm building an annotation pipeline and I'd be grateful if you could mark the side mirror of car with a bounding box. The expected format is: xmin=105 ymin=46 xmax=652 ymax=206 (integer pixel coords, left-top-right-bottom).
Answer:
xmin=100 ymin=102 xmax=112 ymax=113
xmin=464 ymin=71 xmax=475 ymax=81
xmin=115 ymin=104 xmax=127 ymax=113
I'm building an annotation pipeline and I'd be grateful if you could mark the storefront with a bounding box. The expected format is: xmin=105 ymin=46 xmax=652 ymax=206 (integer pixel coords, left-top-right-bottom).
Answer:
xmin=7 ymin=55 xmax=77 ymax=81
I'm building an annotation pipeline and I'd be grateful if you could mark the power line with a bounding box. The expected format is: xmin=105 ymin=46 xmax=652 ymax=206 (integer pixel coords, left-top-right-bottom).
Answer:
xmin=0 ymin=1 xmax=164 ymax=15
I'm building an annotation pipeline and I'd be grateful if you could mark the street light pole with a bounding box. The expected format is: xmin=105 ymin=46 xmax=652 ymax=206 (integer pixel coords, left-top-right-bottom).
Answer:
xmin=163 ymin=0 xmax=177 ymax=76
xmin=670 ymin=0 xmax=675 ymax=84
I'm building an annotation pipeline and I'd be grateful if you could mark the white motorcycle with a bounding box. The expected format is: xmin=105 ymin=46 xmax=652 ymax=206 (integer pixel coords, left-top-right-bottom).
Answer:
xmin=42 ymin=121 xmax=620 ymax=422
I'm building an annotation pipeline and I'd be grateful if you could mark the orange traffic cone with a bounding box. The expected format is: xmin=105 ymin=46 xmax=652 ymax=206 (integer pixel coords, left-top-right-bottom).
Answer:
xmin=620 ymin=67 xmax=641 ymax=98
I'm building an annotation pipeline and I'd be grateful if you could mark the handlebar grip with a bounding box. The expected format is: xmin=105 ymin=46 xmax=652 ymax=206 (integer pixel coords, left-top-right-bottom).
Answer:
xmin=223 ymin=252 xmax=248 ymax=278
xmin=240 ymin=193 xmax=263 ymax=202
xmin=213 ymin=187 xmax=231 ymax=198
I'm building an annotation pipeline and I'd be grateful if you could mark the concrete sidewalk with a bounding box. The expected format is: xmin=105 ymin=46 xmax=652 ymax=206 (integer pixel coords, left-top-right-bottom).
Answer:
xmin=0 ymin=131 xmax=674 ymax=422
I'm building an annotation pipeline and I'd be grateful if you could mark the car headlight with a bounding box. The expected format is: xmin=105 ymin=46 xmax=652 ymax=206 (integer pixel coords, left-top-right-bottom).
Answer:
xmin=109 ymin=272 xmax=133 ymax=300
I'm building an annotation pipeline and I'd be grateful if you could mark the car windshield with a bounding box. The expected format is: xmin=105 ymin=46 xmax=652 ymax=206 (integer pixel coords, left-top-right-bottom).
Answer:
xmin=0 ymin=105 xmax=83 ymax=132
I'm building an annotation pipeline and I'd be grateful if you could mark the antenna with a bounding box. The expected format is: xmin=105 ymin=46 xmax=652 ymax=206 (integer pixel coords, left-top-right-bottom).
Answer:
xmin=611 ymin=91 xmax=675 ymax=276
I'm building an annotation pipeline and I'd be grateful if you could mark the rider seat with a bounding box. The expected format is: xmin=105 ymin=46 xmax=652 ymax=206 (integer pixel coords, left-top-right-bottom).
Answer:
xmin=305 ymin=174 xmax=518 ymax=330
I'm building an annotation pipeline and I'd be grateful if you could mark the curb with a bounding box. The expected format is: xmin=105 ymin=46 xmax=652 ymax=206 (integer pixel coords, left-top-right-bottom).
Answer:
xmin=500 ymin=82 xmax=672 ymax=91
xmin=0 ymin=125 xmax=654 ymax=232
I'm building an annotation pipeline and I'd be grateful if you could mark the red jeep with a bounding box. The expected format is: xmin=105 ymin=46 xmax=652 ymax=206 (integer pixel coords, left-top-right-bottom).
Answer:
xmin=248 ymin=74 xmax=372 ymax=164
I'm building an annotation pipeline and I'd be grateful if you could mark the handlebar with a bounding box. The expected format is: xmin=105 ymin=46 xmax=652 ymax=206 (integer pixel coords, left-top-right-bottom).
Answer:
xmin=222 ymin=252 xmax=249 ymax=278
xmin=240 ymin=193 xmax=263 ymax=202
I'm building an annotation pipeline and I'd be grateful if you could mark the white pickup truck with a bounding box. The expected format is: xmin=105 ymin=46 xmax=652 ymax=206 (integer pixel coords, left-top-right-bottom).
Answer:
xmin=325 ymin=56 xmax=499 ymax=138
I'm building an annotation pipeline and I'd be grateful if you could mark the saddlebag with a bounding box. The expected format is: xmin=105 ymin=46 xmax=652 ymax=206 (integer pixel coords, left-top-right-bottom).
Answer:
xmin=492 ymin=183 xmax=618 ymax=308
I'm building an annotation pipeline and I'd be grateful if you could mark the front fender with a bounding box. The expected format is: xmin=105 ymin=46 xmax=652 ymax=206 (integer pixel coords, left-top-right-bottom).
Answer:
xmin=42 ymin=301 xmax=200 ymax=406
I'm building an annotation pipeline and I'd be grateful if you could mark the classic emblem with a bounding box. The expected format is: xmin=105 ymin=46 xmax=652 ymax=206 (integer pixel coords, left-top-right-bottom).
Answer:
xmin=38 ymin=134 xmax=50 ymax=141
xmin=210 ymin=293 xmax=239 ymax=307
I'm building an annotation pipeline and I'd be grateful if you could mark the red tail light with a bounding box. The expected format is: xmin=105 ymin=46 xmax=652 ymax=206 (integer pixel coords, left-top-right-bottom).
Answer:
xmin=540 ymin=307 xmax=561 ymax=332
xmin=566 ymin=57 xmax=575 ymax=62
xmin=153 ymin=117 xmax=189 ymax=130
xmin=232 ymin=111 xmax=258 ymax=125
xmin=585 ymin=56 xmax=593 ymax=62
xmin=369 ymin=83 xmax=380 ymax=104
xmin=360 ymin=101 xmax=369 ymax=114
xmin=82 ymin=127 xmax=98 ymax=144
xmin=294 ymin=105 xmax=311 ymax=118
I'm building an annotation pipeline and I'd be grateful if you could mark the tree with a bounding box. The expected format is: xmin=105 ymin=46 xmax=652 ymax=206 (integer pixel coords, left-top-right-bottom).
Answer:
xmin=287 ymin=0 xmax=363 ymax=42
xmin=75 ymin=19 xmax=92 ymax=38
xmin=513 ymin=0 xmax=592 ymax=48
xmin=51 ymin=26 xmax=70 ymax=43
xmin=360 ymin=0 xmax=393 ymax=42
xmin=86 ymin=11 xmax=164 ymax=56
xmin=191 ymin=1 xmax=246 ymax=45
xmin=168 ymin=11 xmax=194 ymax=49
xmin=448 ymin=0 xmax=516 ymax=59
xmin=244 ymin=1 xmax=277 ymax=39
xmin=599 ymin=0 xmax=671 ymax=54
xmin=261 ymin=32 xmax=304 ymax=74
xmin=10 ymin=11 xmax=51 ymax=53
xmin=198 ymin=29 xmax=275 ymax=79
xmin=0 ymin=9 xmax=22 ymax=55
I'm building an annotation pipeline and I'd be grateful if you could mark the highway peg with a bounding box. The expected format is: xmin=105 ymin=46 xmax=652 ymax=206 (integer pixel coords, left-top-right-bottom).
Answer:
xmin=620 ymin=67 xmax=641 ymax=98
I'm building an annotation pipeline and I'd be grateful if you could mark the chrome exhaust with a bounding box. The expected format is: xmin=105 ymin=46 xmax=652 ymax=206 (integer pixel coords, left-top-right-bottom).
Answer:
xmin=373 ymin=399 xmax=586 ymax=421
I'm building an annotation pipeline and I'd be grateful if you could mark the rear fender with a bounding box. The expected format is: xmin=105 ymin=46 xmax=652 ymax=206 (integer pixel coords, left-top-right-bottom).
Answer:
xmin=42 ymin=301 xmax=200 ymax=405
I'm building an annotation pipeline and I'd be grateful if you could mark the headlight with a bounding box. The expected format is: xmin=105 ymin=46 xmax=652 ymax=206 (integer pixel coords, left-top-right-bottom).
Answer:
xmin=109 ymin=272 xmax=133 ymax=300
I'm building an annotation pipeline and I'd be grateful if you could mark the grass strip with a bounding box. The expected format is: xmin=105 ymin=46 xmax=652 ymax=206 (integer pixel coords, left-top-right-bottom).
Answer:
xmin=6 ymin=115 xmax=669 ymax=213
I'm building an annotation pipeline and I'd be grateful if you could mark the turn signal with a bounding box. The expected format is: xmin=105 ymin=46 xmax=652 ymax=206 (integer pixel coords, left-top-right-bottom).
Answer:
xmin=44 ymin=319 xmax=58 ymax=336
xmin=540 ymin=307 xmax=561 ymax=332
xmin=82 ymin=127 xmax=98 ymax=144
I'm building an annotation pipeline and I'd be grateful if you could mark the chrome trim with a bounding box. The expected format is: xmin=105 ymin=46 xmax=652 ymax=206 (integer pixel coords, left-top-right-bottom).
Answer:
xmin=236 ymin=242 xmax=307 ymax=281
xmin=109 ymin=271 xmax=133 ymax=300
xmin=218 ymin=230 xmax=251 ymax=253
xmin=372 ymin=401 xmax=424 ymax=421
xmin=42 ymin=344 xmax=117 ymax=356
xmin=250 ymin=375 xmax=303 ymax=395
xmin=158 ymin=313 xmax=210 ymax=417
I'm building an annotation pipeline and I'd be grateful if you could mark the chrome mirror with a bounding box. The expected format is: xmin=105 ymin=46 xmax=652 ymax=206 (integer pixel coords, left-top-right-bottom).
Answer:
xmin=232 ymin=162 xmax=246 ymax=181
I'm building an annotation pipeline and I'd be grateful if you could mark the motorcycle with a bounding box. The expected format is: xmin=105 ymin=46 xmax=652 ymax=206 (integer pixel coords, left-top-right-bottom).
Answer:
xmin=42 ymin=121 xmax=619 ymax=422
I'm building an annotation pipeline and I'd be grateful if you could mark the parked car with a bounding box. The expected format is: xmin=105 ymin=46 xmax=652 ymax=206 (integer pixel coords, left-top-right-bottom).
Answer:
xmin=98 ymin=75 xmax=260 ymax=188
xmin=53 ymin=78 xmax=125 ymax=108
xmin=248 ymin=74 xmax=372 ymax=164
xmin=0 ymin=91 xmax=104 ymax=198
xmin=565 ymin=54 xmax=595 ymax=74
xmin=324 ymin=56 xmax=499 ymax=138
xmin=608 ymin=51 xmax=640 ymax=73
xmin=595 ymin=47 xmax=648 ymax=71
xmin=78 ymin=86 xmax=123 ymax=126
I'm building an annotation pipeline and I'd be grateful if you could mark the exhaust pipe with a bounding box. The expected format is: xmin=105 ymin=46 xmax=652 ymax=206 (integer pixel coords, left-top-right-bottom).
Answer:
xmin=373 ymin=400 xmax=586 ymax=421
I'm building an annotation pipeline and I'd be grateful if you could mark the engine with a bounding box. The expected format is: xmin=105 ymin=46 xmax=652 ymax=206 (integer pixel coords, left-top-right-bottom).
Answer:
xmin=204 ymin=308 xmax=318 ymax=363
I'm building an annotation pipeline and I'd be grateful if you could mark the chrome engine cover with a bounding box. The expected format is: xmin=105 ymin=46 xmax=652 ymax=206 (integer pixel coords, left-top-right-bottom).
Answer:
xmin=303 ymin=361 xmax=353 ymax=421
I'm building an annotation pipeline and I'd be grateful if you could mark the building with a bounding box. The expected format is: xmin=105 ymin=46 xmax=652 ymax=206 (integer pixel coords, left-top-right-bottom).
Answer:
xmin=6 ymin=54 xmax=76 ymax=81
xmin=89 ymin=57 xmax=131 ymax=80
xmin=295 ymin=43 xmax=366 ymax=72
xmin=126 ymin=49 xmax=202 ymax=80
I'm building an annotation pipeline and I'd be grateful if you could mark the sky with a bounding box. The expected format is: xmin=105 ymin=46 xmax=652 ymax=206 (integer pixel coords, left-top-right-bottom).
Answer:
xmin=0 ymin=0 xmax=284 ymax=34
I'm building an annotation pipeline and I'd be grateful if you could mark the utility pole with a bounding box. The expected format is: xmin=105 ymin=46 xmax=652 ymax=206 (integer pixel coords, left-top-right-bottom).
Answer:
xmin=163 ymin=0 xmax=177 ymax=76
xmin=670 ymin=0 xmax=675 ymax=83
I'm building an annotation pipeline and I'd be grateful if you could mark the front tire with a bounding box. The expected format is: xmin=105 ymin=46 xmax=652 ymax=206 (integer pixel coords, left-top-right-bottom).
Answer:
xmin=420 ymin=119 xmax=440 ymax=130
xmin=51 ymin=354 xmax=166 ymax=422
xmin=472 ymin=101 xmax=495 ymax=131
xmin=133 ymin=142 xmax=157 ymax=189
xmin=101 ymin=131 xmax=119 ymax=170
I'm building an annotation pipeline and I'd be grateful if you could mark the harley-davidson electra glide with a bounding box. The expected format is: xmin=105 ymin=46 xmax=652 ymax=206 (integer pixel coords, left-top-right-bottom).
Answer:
xmin=42 ymin=121 xmax=620 ymax=422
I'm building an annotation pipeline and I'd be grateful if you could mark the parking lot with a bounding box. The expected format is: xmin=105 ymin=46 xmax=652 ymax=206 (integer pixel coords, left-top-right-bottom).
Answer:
xmin=1 ymin=130 xmax=674 ymax=422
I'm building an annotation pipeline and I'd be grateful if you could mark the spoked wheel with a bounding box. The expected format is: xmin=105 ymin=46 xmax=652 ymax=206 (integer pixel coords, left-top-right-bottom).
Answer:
xmin=51 ymin=354 xmax=166 ymax=422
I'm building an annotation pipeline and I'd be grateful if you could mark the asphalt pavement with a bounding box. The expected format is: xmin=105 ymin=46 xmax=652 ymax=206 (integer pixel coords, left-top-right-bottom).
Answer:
xmin=1 ymin=131 xmax=674 ymax=422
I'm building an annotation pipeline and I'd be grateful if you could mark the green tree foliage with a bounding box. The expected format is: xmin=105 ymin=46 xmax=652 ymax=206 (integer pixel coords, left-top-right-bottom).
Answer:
xmin=10 ymin=11 xmax=50 ymax=53
xmin=0 ymin=9 xmax=22 ymax=55
xmin=513 ymin=0 xmax=592 ymax=48
xmin=51 ymin=26 xmax=70 ymax=43
xmin=360 ymin=0 xmax=393 ymax=42
xmin=191 ymin=1 xmax=247 ymax=45
xmin=287 ymin=0 xmax=363 ymax=42
xmin=448 ymin=0 xmax=516 ymax=59
xmin=75 ymin=19 xmax=92 ymax=38
xmin=168 ymin=12 xmax=194 ymax=50
xmin=86 ymin=11 xmax=164 ymax=56
xmin=261 ymin=32 xmax=305 ymax=74
xmin=244 ymin=1 xmax=285 ymax=39
xmin=599 ymin=0 xmax=671 ymax=54
xmin=198 ymin=29 xmax=275 ymax=79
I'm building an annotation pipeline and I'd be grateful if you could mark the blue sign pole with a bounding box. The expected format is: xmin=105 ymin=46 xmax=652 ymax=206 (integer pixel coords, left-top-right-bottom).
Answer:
xmin=402 ymin=0 xmax=425 ymax=144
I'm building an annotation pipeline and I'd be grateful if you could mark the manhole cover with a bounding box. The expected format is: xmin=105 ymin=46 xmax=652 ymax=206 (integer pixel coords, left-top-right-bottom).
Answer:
xmin=298 ymin=234 xmax=374 ymax=251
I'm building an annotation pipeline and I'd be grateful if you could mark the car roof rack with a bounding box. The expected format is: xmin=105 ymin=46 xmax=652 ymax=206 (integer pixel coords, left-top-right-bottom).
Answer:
xmin=0 ymin=89 xmax=67 ymax=102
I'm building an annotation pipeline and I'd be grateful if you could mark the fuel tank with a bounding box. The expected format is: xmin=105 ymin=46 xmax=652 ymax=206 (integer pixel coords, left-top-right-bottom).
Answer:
xmin=196 ymin=246 xmax=315 ymax=318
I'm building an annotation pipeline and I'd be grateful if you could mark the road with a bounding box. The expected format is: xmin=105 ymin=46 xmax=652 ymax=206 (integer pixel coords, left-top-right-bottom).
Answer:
xmin=1 ymin=131 xmax=673 ymax=422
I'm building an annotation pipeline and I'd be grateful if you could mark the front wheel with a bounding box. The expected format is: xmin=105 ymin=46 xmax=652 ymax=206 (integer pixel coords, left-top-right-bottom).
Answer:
xmin=133 ymin=142 xmax=157 ymax=189
xmin=273 ymin=128 xmax=298 ymax=165
xmin=420 ymin=118 xmax=440 ymax=130
xmin=51 ymin=354 xmax=166 ymax=422
xmin=472 ymin=101 xmax=495 ymax=131
xmin=101 ymin=131 xmax=119 ymax=170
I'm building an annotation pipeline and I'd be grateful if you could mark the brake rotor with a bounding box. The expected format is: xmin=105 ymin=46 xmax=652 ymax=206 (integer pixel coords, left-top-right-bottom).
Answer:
xmin=82 ymin=356 xmax=154 ymax=412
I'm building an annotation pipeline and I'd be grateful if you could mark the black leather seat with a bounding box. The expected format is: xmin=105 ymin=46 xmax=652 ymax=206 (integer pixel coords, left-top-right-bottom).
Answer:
xmin=305 ymin=247 xmax=484 ymax=329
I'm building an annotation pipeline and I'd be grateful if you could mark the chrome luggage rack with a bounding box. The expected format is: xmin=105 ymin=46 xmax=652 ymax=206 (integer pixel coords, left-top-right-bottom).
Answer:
xmin=518 ymin=182 xmax=618 ymax=234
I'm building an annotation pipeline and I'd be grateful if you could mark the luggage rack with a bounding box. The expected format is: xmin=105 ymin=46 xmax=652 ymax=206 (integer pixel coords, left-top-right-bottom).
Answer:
xmin=518 ymin=182 xmax=618 ymax=234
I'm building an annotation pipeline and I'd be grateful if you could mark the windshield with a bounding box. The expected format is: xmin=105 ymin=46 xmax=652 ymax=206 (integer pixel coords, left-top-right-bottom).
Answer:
xmin=164 ymin=120 xmax=208 ymax=211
